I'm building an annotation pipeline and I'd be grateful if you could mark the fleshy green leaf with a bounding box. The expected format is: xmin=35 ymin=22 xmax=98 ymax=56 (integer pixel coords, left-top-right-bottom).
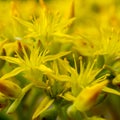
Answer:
xmin=32 ymin=96 xmax=54 ymax=120
xmin=7 ymin=83 xmax=33 ymax=114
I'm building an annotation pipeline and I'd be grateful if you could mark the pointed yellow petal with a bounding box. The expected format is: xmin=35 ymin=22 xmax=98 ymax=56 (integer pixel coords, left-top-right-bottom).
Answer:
xmin=103 ymin=86 xmax=120 ymax=96
xmin=1 ymin=67 xmax=24 ymax=80
xmin=60 ymin=92 xmax=76 ymax=101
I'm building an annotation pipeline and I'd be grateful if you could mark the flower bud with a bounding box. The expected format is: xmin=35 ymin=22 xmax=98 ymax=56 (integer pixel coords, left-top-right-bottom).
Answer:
xmin=73 ymin=80 xmax=108 ymax=112
xmin=0 ymin=80 xmax=22 ymax=99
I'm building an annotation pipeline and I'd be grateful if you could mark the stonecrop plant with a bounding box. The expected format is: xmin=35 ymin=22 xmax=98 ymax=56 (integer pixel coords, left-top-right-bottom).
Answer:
xmin=1 ymin=0 xmax=120 ymax=120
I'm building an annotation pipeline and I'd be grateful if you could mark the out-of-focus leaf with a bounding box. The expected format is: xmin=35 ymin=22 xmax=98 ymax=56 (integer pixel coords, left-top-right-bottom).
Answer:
xmin=32 ymin=96 xmax=54 ymax=120
xmin=7 ymin=83 xmax=33 ymax=114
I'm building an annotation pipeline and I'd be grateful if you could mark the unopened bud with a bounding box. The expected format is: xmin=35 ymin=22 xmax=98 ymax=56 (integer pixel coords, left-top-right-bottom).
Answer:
xmin=73 ymin=80 xmax=108 ymax=112
xmin=0 ymin=80 xmax=22 ymax=99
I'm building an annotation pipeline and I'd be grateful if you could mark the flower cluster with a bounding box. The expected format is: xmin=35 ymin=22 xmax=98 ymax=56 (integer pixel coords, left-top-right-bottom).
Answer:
xmin=0 ymin=0 xmax=120 ymax=120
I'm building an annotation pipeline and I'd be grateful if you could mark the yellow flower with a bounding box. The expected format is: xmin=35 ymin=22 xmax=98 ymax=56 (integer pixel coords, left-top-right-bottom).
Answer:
xmin=13 ymin=1 xmax=75 ymax=47
xmin=0 ymin=42 xmax=70 ymax=87
xmin=59 ymin=56 xmax=109 ymax=112
xmin=69 ymin=57 xmax=108 ymax=96
xmin=97 ymin=29 xmax=120 ymax=57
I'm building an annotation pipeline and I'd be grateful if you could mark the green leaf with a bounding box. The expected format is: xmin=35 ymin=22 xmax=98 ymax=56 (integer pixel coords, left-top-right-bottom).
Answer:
xmin=7 ymin=83 xmax=33 ymax=114
xmin=67 ymin=105 xmax=82 ymax=120
xmin=1 ymin=67 xmax=25 ymax=80
xmin=102 ymin=86 xmax=120 ymax=96
xmin=32 ymin=96 xmax=54 ymax=120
